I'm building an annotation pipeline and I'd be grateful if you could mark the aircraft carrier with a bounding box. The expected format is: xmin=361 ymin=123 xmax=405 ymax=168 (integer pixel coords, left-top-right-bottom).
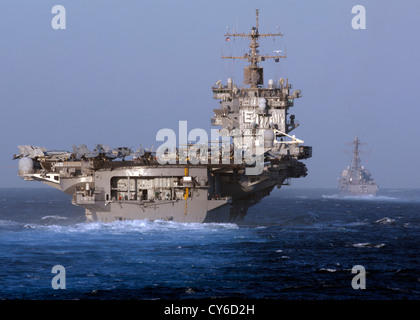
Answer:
xmin=14 ymin=10 xmax=312 ymax=223
xmin=338 ymin=136 xmax=378 ymax=196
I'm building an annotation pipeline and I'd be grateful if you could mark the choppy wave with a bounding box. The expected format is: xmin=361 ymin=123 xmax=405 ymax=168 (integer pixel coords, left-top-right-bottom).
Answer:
xmin=322 ymin=194 xmax=399 ymax=201
xmin=7 ymin=219 xmax=239 ymax=235
xmin=351 ymin=242 xmax=386 ymax=248
xmin=1 ymin=188 xmax=419 ymax=300
xmin=317 ymin=268 xmax=337 ymax=273
xmin=322 ymin=193 xmax=420 ymax=203
xmin=0 ymin=219 xmax=22 ymax=229
xmin=374 ymin=217 xmax=396 ymax=224
xmin=41 ymin=215 xmax=68 ymax=220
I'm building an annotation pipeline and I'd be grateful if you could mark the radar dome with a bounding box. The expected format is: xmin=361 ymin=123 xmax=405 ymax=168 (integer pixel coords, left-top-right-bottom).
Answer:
xmin=18 ymin=157 xmax=34 ymax=176
xmin=258 ymin=98 xmax=266 ymax=112
xmin=263 ymin=130 xmax=275 ymax=147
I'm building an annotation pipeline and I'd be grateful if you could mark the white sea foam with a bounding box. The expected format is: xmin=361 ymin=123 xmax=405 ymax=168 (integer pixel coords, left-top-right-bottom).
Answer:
xmin=0 ymin=219 xmax=21 ymax=227
xmin=352 ymin=242 xmax=385 ymax=248
xmin=322 ymin=194 xmax=399 ymax=201
xmin=25 ymin=219 xmax=239 ymax=235
xmin=318 ymin=268 xmax=337 ymax=273
xmin=41 ymin=215 xmax=68 ymax=220
xmin=322 ymin=192 xmax=420 ymax=203
xmin=375 ymin=217 xmax=396 ymax=224
xmin=0 ymin=219 xmax=15 ymax=225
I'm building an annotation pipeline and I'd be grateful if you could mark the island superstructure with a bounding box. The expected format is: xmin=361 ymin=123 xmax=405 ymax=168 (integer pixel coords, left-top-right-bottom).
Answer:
xmin=14 ymin=10 xmax=312 ymax=223
xmin=338 ymin=136 xmax=378 ymax=196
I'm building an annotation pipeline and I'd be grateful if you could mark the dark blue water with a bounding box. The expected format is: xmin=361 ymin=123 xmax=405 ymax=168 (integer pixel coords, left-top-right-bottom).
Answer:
xmin=0 ymin=187 xmax=419 ymax=300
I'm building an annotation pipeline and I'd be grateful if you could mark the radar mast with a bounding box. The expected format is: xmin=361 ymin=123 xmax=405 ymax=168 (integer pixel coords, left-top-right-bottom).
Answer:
xmin=222 ymin=9 xmax=286 ymax=88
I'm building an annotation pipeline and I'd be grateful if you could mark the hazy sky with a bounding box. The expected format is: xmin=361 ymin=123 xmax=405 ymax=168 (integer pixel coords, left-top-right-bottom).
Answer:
xmin=1 ymin=0 xmax=419 ymax=189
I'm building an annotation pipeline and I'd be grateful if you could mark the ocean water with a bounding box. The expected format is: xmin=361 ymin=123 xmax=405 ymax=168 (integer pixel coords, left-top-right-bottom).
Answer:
xmin=0 ymin=187 xmax=419 ymax=300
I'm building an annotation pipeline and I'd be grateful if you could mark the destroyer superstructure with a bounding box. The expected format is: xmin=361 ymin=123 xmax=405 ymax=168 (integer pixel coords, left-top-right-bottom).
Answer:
xmin=14 ymin=10 xmax=312 ymax=223
xmin=338 ymin=136 xmax=378 ymax=196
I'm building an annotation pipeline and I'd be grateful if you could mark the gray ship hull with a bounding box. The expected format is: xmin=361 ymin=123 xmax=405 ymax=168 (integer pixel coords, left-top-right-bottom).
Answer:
xmin=338 ymin=137 xmax=378 ymax=197
xmin=66 ymin=164 xmax=232 ymax=223
xmin=74 ymin=187 xmax=231 ymax=223
xmin=339 ymin=183 xmax=378 ymax=197
xmin=83 ymin=200 xmax=231 ymax=223
xmin=67 ymin=162 xmax=303 ymax=223
xmin=18 ymin=158 xmax=308 ymax=223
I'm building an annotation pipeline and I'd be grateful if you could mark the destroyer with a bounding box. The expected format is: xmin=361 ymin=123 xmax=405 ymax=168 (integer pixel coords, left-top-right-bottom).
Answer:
xmin=14 ymin=10 xmax=312 ymax=223
xmin=338 ymin=136 xmax=378 ymax=196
